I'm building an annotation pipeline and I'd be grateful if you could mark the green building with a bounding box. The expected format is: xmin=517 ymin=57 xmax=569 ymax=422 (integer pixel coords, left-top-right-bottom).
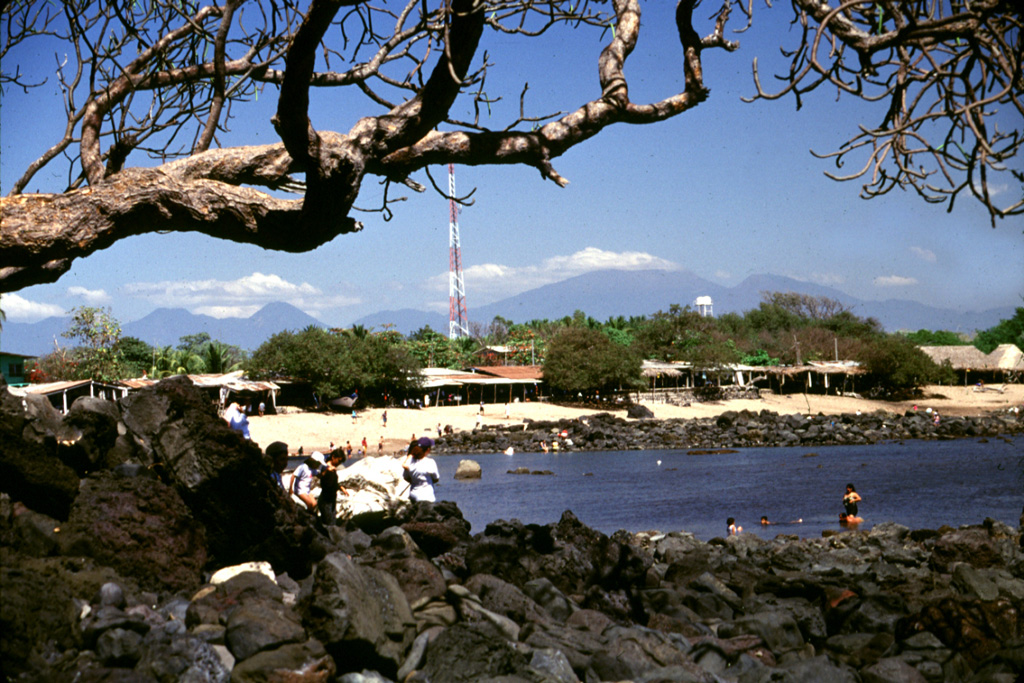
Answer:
xmin=1 ymin=351 xmax=36 ymax=387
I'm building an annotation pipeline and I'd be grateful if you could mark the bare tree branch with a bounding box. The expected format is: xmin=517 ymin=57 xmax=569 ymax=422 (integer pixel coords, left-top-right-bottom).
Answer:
xmin=2 ymin=0 xmax=1018 ymax=294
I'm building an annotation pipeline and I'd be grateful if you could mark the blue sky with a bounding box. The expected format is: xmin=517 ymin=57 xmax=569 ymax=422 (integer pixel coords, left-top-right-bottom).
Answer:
xmin=2 ymin=3 xmax=1022 ymax=328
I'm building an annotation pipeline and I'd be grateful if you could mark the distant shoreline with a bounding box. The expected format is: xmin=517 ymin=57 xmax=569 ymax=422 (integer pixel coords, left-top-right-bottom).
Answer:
xmin=246 ymin=384 xmax=1023 ymax=455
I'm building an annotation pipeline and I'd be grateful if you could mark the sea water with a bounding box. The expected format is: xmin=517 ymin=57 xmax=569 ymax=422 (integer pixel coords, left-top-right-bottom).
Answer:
xmin=430 ymin=438 xmax=1024 ymax=540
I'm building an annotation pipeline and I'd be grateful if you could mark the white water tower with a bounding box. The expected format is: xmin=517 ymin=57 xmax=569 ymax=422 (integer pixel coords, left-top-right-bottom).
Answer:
xmin=695 ymin=295 xmax=714 ymax=318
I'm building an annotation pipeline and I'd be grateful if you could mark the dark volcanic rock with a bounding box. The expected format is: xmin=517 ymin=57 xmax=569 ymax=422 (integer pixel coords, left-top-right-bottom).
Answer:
xmin=301 ymin=551 xmax=416 ymax=678
xmin=118 ymin=377 xmax=310 ymax=572
xmin=434 ymin=404 xmax=1024 ymax=453
xmin=0 ymin=381 xmax=81 ymax=519
xmin=62 ymin=397 xmax=126 ymax=475
xmin=62 ymin=471 xmax=208 ymax=593
xmin=3 ymin=372 xmax=1023 ymax=683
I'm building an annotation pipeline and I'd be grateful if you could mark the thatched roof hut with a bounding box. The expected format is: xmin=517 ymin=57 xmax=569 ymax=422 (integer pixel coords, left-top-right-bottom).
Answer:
xmin=919 ymin=345 xmax=993 ymax=370
xmin=987 ymin=344 xmax=1023 ymax=372
xmin=918 ymin=343 xmax=1024 ymax=383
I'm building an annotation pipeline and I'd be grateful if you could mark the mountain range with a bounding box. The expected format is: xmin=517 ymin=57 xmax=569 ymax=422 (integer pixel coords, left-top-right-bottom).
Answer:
xmin=355 ymin=271 xmax=1014 ymax=339
xmin=2 ymin=271 xmax=1014 ymax=356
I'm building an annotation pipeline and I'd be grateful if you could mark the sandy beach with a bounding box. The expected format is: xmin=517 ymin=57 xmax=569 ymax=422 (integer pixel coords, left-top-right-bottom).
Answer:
xmin=245 ymin=384 xmax=1023 ymax=455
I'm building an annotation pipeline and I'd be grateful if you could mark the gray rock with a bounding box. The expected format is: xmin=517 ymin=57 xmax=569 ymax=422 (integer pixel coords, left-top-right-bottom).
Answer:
xmin=523 ymin=577 xmax=575 ymax=622
xmin=931 ymin=528 xmax=1005 ymax=572
xmin=952 ymin=563 xmax=1000 ymax=601
xmin=96 ymin=582 xmax=126 ymax=609
xmin=135 ymin=630 xmax=230 ymax=682
xmin=592 ymin=624 xmax=693 ymax=680
xmin=301 ymin=551 xmax=415 ymax=678
xmin=338 ymin=672 xmax=395 ymax=683
xmin=453 ymin=459 xmax=482 ymax=479
xmin=522 ymin=619 xmax=606 ymax=674
xmin=466 ymin=574 xmax=551 ymax=625
xmin=901 ymin=631 xmax=946 ymax=651
xmin=96 ymin=627 xmax=144 ymax=667
xmin=81 ymin=605 xmax=151 ymax=649
xmin=225 ymin=599 xmax=307 ymax=662
xmin=397 ymin=626 xmax=441 ymax=681
xmin=780 ymin=654 xmax=859 ymax=682
xmin=529 ymin=647 xmax=580 ymax=683
xmin=728 ymin=610 xmax=806 ymax=654
xmin=10 ymin=507 xmax=61 ymax=557
xmin=229 ymin=638 xmax=334 ymax=683
xmin=419 ymin=622 xmax=531 ymax=682
xmin=861 ymin=657 xmax=929 ymax=683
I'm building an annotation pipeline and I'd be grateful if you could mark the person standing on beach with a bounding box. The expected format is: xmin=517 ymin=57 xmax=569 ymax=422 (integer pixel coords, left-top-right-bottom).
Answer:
xmin=225 ymin=402 xmax=251 ymax=440
xmin=402 ymin=437 xmax=439 ymax=502
xmin=382 ymin=410 xmax=387 ymax=428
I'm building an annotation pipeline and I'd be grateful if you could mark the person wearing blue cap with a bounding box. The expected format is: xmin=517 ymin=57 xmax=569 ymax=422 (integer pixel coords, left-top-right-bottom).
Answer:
xmin=402 ymin=436 xmax=439 ymax=502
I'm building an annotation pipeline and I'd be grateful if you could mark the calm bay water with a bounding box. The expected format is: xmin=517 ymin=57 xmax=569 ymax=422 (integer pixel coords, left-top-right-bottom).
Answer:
xmin=430 ymin=439 xmax=1024 ymax=540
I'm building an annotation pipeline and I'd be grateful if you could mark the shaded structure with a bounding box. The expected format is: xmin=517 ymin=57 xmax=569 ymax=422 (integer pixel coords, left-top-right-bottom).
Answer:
xmin=919 ymin=344 xmax=1023 ymax=385
xmin=8 ymin=379 xmax=128 ymax=413
xmin=639 ymin=359 xmax=867 ymax=401
xmin=119 ymin=371 xmax=280 ymax=414
xmin=418 ymin=366 xmax=543 ymax=406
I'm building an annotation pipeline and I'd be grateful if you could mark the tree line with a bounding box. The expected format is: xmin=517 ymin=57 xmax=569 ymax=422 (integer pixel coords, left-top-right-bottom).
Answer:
xmin=21 ymin=297 xmax=1024 ymax=401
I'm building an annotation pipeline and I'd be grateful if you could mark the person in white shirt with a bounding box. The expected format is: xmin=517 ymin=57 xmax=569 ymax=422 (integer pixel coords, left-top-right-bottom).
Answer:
xmin=402 ymin=437 xmax=439 ymax=502
xmin=291 ymin=451 xmax=326 ymax=511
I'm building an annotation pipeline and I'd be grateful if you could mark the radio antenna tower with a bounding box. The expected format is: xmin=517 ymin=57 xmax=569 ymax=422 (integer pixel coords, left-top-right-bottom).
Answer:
xmin=448 ymin=163 xmax=470 ymax=339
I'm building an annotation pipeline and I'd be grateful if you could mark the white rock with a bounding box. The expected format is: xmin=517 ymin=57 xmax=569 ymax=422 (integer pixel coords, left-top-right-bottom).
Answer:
xmin=209 ymin=561 xmax=276 ymax=585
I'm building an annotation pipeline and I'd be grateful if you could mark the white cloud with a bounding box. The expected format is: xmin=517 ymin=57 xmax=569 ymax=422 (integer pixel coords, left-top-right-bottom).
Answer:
xmin=125 ymin=272 xmax=361 ymax=318
xmin=788 ymin=272 xmax=846 ymax=286
xmin=425 ymin=247 xmax=680 ymax=305
xmin=0 ymin=293 xmax=65 ymax=321
xmin=874 ymin=275 xmax=918 ymax=287
xmin=909 ymin=246 xmax=937 ymax=263
xmin=67 ymin=285 xmax=111 ymax=304
xmin=542 ymin=247 xmax=679 ymax=276
xmin=194 ymin=305 xmax=262 ymax=319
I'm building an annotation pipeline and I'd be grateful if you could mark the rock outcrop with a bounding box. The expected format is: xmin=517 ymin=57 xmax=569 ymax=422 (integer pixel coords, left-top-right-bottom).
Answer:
xmin=436 ymin=408 xmax=1024 ymax=454
xmin=2 ymin=375 xmax=1022 ymax=681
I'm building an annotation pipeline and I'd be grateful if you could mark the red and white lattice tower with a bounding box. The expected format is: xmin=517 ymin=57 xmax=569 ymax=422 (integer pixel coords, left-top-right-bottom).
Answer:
xmin=448 ymin=163 xmax=470 ymax=339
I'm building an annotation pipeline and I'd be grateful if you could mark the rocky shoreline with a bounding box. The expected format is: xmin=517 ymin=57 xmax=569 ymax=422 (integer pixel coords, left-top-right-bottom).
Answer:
xmin=434 ymin=406 xmax=1024 ymax=454
xmin=2 ymin=376 xmax=1023 ymax=682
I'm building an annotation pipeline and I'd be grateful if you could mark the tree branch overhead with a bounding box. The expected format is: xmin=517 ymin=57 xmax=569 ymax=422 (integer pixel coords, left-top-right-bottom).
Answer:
xmin=2 ymin=0 xmax=1019 ymax=292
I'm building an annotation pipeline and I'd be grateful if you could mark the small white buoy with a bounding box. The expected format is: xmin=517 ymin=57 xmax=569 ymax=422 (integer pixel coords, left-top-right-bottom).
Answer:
xmin=504 ymin=446 xmax=514 ymax=456
xmin=656 ymin=460 xmax=662 ymax=466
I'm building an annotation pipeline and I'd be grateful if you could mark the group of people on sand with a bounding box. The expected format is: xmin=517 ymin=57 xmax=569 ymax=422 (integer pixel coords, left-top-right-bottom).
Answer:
xmin=727 ymin=482 xmax=863 ymax=535
xmin=263 ymin=433 xmax=441 ymax=527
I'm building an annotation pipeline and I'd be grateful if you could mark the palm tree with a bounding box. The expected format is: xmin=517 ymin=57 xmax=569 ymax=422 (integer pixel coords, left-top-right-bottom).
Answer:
xmin=150 ymin=346 xmax=206 ymax=378
xmin=202 ymin=341 xmax=243 ymax=374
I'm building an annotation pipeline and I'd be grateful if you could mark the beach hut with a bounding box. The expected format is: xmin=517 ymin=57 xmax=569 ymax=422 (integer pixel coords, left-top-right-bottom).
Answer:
xmin=9 ymin=379 xmax=129 ymax=413
xmin=759 ymin=361 xmax=865 ymax=395
xmin=986 ymin=344 xmax=1023 ymax=382
xmin=918 ymin=345 xmax=994 ymax=385
xmin=119 ymin=372 xmax=280 ymax=413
